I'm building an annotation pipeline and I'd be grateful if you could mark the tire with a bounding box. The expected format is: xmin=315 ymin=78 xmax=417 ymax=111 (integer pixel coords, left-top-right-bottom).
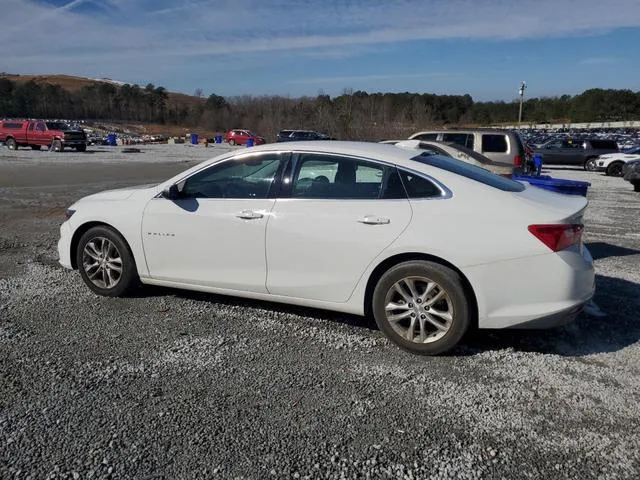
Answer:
xmin=372 ymin=260 xmax=471 ymax=355
xmin=76 ymin=226 xmax=139 ymax=297
xmin=606 ymin=161 xmax=624 ymax=177
xmin=52 ymin=139 xmax=63 ymax=152
xmin=584 ymin=157 xmax=598 ymax=171
xmin=6 ymin=138 xmax=17 ymax=150
xmin=229 ymin=139 xmax=236 ymax=146
xmin=75 ymin=144 xmax=87 ymax=152
xmin=633 ymin=182 xmax=640 ymax=193
xmin=31 ymin=145 xmax=42 ymax=151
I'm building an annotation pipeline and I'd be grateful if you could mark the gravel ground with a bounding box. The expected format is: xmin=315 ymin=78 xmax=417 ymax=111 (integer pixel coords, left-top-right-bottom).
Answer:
xmin=1 ymin=146 xmax=639 ymax=479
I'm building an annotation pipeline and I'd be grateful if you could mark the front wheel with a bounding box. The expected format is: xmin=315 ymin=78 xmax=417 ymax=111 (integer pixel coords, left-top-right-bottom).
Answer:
xmin=584 ymin=157 xmax=598 ymax=171
xmin=606 ymin=161 xmax=624 ymax=177
xmin=52 ymin=139 xmax=63 ymax=152
xmin=372 ymin=260 xmax=471 ymax=355
xmin=633 ymin=182 xmax=640 ymax=193
xmin=229 ymin=139 xmax=236 ymax=146
xmin=75 ymin=144 xmax=87 ymax=152
xmin=76 ymin=226 xmax=139 ymax=297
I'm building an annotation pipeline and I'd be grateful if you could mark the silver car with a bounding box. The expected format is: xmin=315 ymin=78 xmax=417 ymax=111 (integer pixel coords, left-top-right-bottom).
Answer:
xmin=408 ymin=129 xmax=527 ymax=170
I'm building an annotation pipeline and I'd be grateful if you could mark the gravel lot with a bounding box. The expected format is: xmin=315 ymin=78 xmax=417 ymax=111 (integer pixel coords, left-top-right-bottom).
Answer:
xmin=1 ymin=145 xmax=639 ymax=479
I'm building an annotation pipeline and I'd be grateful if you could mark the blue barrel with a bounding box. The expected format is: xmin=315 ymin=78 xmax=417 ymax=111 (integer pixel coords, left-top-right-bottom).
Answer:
xmin=246 ymin=138 xmax=254 ymax=147
xmin=513 ymin=175 xmax=591 ymax=197
xmin=107 ymin=133 xmax=117 ymax=146
xmin=190 ymin=134 xmax=199 ymax=145
xmin=215 ymin=135 xmax=222 ymax=144
xmin=533 ymin=154 xmax=543 ymax=176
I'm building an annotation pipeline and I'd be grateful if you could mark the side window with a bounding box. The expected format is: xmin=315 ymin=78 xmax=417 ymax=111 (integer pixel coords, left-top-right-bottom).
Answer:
xmin=292 ymin=154 xmax=384 ymax=199
xmin=482 ymin=134 xmax=508 ymax=153
xmin=398 ymin=169 xmax=442 ymax=199
xmin=28 ymin=123 xmax=35 ymax=131
xmin=36 ymin=122 xmax=46 ymax=132
xmin=443 ymin=133 xmax=473 ymax=149
xmin=181 ymin=154 xmax=281 ymax=199
xmin=414 ymin=133 xmax=438 ymax=141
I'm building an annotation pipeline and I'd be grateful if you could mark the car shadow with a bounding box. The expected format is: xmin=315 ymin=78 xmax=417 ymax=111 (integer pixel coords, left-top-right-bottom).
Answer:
xmin=131 ymin=273 xmax=639 ymax=357
xmin=130 ymin=284 xmax=379 ymax=332
xmin=458 ymin=273 xmax=640 ymax=357
xmin=585 ymin=241 xmax=640 ymax=261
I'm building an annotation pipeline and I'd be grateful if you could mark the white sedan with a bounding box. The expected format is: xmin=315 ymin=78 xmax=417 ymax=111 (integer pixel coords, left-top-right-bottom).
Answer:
xmin=595 ymin=146 xmax=640 ymax=176
xmin=58 ymin=142 xmax=595 ymax=355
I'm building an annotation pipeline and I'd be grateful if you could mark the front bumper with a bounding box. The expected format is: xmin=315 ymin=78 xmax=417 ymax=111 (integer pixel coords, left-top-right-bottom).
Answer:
xmin=57 ymin=221 xmax=73 ymax=269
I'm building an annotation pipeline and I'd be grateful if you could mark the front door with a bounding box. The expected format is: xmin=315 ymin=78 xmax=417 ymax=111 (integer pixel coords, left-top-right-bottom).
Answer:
xmin=265 ymin=153 xmax=412 ymax=303
xmin=142 ymin=152 xmax=285 ymax=292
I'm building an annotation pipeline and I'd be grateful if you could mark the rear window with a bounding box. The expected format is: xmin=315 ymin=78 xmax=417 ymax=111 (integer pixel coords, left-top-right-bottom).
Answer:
xmin=2 ymin=122 xmax=24 ymax=129
xmin=412 ymin=154 xmax=525 ymax=192
xmin=482 ymin=134 xmax=508 ymax=153
xmin=589 ymin=140 xmax=618 ymax=150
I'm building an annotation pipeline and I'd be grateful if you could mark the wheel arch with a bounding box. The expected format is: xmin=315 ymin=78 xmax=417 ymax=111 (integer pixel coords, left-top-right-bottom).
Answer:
xmin=70 ymin=221 xmax=134 ymax=269
xmin=363 ymin=252 xmax=479 ymax=329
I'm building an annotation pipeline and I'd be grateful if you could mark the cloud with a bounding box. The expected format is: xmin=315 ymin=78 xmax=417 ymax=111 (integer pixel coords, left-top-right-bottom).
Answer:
xmin=580 ymin=57 xmax=620 ymax=65
xmin=2 ymin=0 xmax=640 ymax=92
xmin=289 ymin=72 xmax=464 ymax=85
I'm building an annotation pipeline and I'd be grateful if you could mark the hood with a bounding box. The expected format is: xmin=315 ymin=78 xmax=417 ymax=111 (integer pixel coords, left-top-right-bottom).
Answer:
xmin=78 ymin=183 xmax=158 ymax=202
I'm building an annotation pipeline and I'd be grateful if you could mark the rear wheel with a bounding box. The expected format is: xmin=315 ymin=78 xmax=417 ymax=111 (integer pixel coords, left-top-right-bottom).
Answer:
xmin=75 ymin=144 xmax=87 ymax=152
xmin=52 ymin=139 xmax=63 ymax=152
xmin=6 ymin=138 xmax=17 ymax=150
xmin=76 ymin=226 xmax=139 ymax=297
xmin=606 ymin=161 xmax=624 ymax=177
xmin=372 ymin=260 xmax=471 ymax=355
xmin=584 ymin=157 xmax=598 ymax=171
xmin=633 ymin=182 xmax=640 ymax=193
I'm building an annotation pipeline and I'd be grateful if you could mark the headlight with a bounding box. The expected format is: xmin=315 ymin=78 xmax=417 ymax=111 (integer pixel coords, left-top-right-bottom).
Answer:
xmin=65 ymin=209 xmax=76 ymax=219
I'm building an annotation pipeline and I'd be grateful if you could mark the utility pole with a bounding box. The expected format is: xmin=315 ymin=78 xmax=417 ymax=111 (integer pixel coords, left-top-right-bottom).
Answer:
xmin=518 ymin=81 xmax=527 ymax=127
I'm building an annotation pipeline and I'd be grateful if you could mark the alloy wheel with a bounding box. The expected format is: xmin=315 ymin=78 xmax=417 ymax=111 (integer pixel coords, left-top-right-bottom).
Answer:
xmin=82 ymin=237 xmax=123 ymax=289
xmin=384 ymin=276 xmax=454 ymax=344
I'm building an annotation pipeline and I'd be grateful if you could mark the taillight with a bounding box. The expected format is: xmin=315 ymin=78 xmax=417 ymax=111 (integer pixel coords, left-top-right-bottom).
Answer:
xmin=513 ymin=155 xmax=523 ymax=167
xmin=528 ymin=224 xmax=584 ymax=252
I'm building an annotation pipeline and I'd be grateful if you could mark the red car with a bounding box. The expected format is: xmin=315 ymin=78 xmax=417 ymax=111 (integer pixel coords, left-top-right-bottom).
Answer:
xmin=0 ymin=119 xmax=87 ymax=152
xmin=224 ymin=129 xmax=266 ymax=146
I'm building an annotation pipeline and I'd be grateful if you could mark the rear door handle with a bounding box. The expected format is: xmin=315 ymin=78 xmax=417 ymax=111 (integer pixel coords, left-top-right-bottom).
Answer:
xmin=357 ymin=215 xmax=390 ymax=225
xmin=236 ymin=210 xmax=264 ymax=220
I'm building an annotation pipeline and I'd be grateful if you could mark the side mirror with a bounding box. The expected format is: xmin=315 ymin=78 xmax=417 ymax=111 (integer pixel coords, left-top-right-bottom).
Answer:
xmin=162 ymin=184 xmax=180 ymax=200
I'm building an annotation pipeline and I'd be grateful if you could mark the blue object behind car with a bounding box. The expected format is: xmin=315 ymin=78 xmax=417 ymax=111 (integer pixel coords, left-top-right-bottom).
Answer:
xmin=513 ymin=175 xmax=591 ymax=197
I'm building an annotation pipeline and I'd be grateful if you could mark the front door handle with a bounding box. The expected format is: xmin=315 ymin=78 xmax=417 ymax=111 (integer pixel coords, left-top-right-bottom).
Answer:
xmin=236 ymin=210 xmax=264 ymax=220
xmin=357 ymin=215 xmax=390 ymax=225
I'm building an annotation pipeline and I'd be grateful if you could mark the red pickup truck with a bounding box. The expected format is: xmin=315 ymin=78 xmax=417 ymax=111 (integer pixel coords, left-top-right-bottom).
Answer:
xmin=0 ymin=119 xmax=87 ymax=152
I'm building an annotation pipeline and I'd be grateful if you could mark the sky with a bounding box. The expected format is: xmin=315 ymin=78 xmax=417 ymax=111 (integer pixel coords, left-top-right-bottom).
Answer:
xmin=1 ymin=0 xmax=640 ymax=101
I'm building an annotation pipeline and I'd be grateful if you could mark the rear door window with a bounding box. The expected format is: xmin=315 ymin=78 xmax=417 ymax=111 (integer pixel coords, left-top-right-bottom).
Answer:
xmin=291 ymin=154 xmax=385 ymax=199
xmin=481 ymin=134 xmax=508 ymax=153
xmin=443 ymin=133 xmax=474 ymax=149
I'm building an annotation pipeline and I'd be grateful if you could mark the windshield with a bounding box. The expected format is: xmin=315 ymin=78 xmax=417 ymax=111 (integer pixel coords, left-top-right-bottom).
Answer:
xmin=411 ymin=153 xmax=525 ymax=192
xmin=625 ymin=146 xmax=640 ymax=154
xmin=46 ymin=122 xmax=71 ymax=131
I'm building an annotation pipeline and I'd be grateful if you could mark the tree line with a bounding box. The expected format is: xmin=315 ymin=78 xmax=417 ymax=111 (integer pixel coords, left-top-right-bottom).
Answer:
xmin=1 ymin=77 xmax=639 ymax=140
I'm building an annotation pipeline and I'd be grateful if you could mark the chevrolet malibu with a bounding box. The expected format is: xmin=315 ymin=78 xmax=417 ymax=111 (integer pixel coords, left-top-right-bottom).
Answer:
xmin=58 ymin=142 xmax=595 ymax=355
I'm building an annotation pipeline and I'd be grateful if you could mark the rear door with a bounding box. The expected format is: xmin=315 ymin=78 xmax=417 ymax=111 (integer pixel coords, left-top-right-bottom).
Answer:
xmin=265 ymin=153 xmax=412 ymax=303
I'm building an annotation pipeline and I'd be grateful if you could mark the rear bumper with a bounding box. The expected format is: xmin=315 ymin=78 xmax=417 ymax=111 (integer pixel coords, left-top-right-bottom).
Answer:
xmin=466 ymin=245 xmax=595 ymax=329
